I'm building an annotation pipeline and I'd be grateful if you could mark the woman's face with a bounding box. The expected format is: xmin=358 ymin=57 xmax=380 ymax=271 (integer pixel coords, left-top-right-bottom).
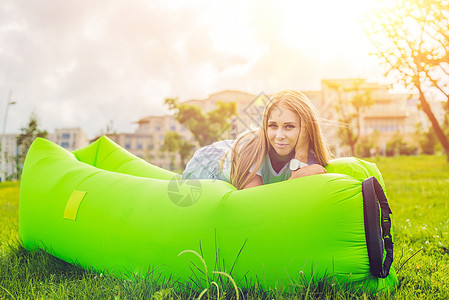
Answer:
xmin=266 ymin=105 xmax=300 ymax=159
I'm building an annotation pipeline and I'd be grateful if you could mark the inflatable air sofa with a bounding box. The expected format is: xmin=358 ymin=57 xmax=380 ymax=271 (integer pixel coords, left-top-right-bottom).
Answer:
xmin=19 ymin=137 xmax=398 ymax=293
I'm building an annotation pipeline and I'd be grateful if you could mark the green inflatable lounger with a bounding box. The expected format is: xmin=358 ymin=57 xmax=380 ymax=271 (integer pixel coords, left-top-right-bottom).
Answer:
xmin=19 ymin=136 xmax=398 ymax=293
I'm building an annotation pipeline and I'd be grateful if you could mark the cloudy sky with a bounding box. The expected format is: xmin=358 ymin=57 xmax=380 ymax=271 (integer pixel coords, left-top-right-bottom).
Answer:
xmin=1 ymin=0 xmax=388 ymax=138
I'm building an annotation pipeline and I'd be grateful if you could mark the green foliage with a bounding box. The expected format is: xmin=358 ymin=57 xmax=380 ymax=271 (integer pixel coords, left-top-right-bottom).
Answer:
xmin=386 ymin=131 xmax=417 ymax=156
xmin=1 ymin=156 xmax=449 ymax=299
xmin=324 ymin=79 xmax=374 ymax=156
xmin=357 ymin=131 xmax=380 ymax=158
xmin=165 ymin=98 xmax=237 ymax=147
xmin=415 ymin=124 xmax=438 ymax=155
xmin=365 ymin=0 xmax=449 ymax=160
xmin=15 ymin=113 xmax=48 ymax=177
xmin=162 ymin=131 xmax=194 ymax=170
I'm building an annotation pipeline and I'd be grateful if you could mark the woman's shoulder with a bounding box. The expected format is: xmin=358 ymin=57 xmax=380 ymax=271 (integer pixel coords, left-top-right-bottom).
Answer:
xmin=196 ymin=139 xmax=234 ymax=153
xmin=211 ymin=139 xmax=235 ymax=149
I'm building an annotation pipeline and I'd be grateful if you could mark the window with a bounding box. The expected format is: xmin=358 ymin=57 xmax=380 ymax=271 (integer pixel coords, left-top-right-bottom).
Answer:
xmin=147 ymin=137 xmax=154 ymax=150
xmin=61 ymin=142 xmax=70 ymax=148
xmin=136 ymin=138 xmax=143 ymax=150
xmin=62 ymin=133 xmax=70 ymax=139
xmin=125 ymin=137 xmax=131 ymax=150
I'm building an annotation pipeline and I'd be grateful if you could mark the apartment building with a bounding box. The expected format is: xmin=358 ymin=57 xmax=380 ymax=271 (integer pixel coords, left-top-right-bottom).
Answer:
xmin=1 ymin=133 xmax=19 ymax=180
xmin=0 ymin=128 xmax=90 ymax=180
xmin=183 ymin=90 xmax=271 ymax=138
xmin=49 ymin=128 xmax=90 ymax=151
xmin=108 ymin=91 xmax=268 ymax=169
xmin=108 ymin=115 xmax=194 ymax=168
xmin=319 ymin=79 xmax=441 ymax=155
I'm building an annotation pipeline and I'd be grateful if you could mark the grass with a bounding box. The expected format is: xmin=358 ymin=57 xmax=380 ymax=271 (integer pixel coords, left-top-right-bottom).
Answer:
xmin=365 ymin=155 xmax=449 ymax=299
xmin=0 ymin=155 xmax=448 ymax=299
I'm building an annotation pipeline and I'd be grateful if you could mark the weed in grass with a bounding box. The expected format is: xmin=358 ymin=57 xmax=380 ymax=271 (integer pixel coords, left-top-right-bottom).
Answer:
xmin=178 ymin=249 xmax=240 ymax=300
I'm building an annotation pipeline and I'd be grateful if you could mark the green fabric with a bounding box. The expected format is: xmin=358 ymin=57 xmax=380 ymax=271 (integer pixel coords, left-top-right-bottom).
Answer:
xmin=19 ymin=136 xmax=398 ymax=293
xmin=63 ymin=190 xmax=87 ymax=221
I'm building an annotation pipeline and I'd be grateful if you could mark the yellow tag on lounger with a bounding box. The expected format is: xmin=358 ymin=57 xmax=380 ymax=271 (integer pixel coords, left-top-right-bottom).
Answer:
xmin=64 ymin=190 xmax=87 ymax=220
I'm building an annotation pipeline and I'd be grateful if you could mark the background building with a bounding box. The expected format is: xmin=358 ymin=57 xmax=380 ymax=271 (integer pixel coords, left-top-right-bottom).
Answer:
xmin=320 ymin=79 xmax=444 ymax=155
xmin=1 ymin=133 xmax=19 ymax=180
xmin=1 ymin=128 xmax=90 ymax=180
xmin=48 ymin=128 xmax=90 ymax=151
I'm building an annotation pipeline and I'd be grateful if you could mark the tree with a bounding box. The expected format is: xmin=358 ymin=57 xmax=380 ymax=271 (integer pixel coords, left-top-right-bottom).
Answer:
xmin=161 ymin=131 xmax=194 ymax=171
xmin=324 ymin=79 xmax=374 ymax=156
xmin=415 ymin=123 xmax=438 ymax=154
xmin=386 ymin=131 xmax=417 ymax=156
xmin=16 ymin=113 xmax=48 ymax=176
xmin=365 ymin=0 xmax=449 ymax=160
xmin=443 ymin=102 xmax=449 ymax=137
xmin=165 ymin=98 xmax=237 ymax=147
xmin=91 ymin=120 xmax=117 ymax=142
xmin=101 ymin=120 xmax=116 ymax=136
xmin=357 ymin=130 xmax=380 ymax=158
xmin=178 ymin=139 xmax=195 ymax=170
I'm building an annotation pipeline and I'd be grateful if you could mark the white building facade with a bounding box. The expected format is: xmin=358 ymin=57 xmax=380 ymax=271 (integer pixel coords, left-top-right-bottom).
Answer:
xmin=0 ymin=128 xmax=90 ymax=180
xmin=1 ymin=133 xmax=20 ymax=180
xmin=48 ymin=128 xmax=89 ymax=152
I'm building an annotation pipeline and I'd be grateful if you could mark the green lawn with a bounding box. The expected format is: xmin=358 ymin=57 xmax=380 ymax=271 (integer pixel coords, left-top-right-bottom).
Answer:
xmin=0 ymin=155 xmax=448 ymax=299
xmin=364 ymin=155 xmax=449 ymax=299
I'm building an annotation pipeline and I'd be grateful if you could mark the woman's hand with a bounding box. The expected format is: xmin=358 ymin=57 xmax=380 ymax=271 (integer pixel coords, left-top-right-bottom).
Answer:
xmin=289 ymin=164 xmax=327 ymax=180
xmin=294 ymin=119 xmax=309 ymax=162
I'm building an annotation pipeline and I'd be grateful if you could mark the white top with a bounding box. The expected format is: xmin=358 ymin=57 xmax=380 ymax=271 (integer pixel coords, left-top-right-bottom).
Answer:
xmin=221 ymin=146 xmax=318 ymax=184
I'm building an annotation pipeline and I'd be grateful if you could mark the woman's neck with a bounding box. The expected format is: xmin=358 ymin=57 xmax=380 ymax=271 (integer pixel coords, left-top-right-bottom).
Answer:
xmin=268 ymin=149 xmax=294 ymax=173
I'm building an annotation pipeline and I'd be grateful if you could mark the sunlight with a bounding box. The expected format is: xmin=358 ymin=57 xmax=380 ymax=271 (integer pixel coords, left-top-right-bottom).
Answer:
xmin=278 ymin=0 xmax=382 ymax=58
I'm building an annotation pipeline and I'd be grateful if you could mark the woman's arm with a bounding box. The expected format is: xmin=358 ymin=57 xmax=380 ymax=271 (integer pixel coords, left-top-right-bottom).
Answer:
xmin=242 ymin=174 xmax=263 ymax=189
xmin=289 ymin=164 xmax=326 ymax=180
xmin=289 ymin=119 xmax=327 ymax=180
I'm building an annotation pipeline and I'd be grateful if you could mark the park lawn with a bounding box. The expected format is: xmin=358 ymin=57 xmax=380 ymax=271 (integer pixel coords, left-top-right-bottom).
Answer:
xmin=0 ymin=155 xmax=448 ymax=299
xmin=365 ymin=155 xmax=449 ymax=299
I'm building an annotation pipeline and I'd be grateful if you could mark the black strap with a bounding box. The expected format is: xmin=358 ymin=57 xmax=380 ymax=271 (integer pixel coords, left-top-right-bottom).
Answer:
xmin=362 ymin=176 xmax=394 ymax=278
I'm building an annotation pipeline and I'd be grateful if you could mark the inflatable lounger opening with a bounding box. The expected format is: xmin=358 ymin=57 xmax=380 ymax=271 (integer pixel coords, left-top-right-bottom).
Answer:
xmin=73 ymin=136 xmax=181 ymax=180
xmin=362 ymin=176 xmax=393 ymax=279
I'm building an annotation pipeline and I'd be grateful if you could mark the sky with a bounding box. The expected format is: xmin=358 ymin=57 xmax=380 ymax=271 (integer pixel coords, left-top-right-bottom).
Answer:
xmin=0 ymin=0 xmax=389 ymax=138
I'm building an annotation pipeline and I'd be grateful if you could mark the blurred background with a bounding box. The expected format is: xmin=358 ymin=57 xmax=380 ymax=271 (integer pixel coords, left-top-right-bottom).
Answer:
xmin=1 ymin=0 xmax=448 ymax=177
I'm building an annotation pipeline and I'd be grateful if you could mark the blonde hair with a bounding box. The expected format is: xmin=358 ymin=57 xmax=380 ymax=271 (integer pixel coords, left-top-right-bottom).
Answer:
xmin=223 ymin=90 xmax=331 ymax=190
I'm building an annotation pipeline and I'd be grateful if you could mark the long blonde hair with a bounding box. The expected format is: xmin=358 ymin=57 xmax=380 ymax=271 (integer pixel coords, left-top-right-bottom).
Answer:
xmin=224 ymin=90 xmax=331 ymax=189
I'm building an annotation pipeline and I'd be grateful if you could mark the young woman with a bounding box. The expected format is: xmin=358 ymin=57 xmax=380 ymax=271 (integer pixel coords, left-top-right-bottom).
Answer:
xmin=182 ymin=90 xmax=331 ymax=189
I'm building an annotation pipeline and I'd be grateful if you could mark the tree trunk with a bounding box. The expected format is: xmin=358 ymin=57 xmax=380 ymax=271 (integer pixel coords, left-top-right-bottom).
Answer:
xmin=350 ymin=143 xmax=356 ymax=157
xmin=418 ymin=88 xmax=449 ymax=161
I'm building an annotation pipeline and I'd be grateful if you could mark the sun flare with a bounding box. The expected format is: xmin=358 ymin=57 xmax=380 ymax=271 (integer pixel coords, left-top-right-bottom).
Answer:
xmin=278 ymin=0 xmax=382 ymax=56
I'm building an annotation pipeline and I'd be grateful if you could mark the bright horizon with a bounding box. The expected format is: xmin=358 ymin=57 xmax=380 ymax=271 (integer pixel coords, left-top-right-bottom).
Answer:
xmin=0 ymin=0 xmax=391 ymax=138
